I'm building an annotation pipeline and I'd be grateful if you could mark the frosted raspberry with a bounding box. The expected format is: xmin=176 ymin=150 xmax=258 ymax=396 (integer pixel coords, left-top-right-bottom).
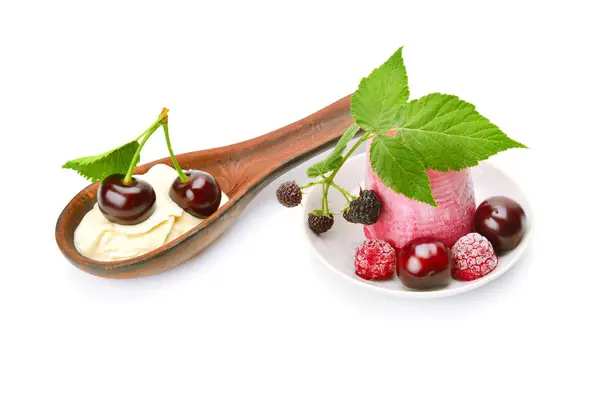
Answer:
xmin=451 ymin=233 xmax=498 ymax=281
xmin=354 ymin=239 xmax=396 ymax=280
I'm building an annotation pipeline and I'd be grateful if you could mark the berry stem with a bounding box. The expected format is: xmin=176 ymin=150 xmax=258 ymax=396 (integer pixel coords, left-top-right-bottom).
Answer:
xmin=323 ymin=185 xmax=331 ymax=215
xmin=330 ymin=182 xmax=355 ymax=201
xmin=162 ymin=121 xmax=189 ymax=183
xmin=123 ymin=110 xmax=169 ymax=184
xmin=329 ymin=132 xmax=371 ymax=182
xmin=300 ymin=180 xmax=325 ymax=190
xmin=320 ymin=131 xmax=372 ymax=215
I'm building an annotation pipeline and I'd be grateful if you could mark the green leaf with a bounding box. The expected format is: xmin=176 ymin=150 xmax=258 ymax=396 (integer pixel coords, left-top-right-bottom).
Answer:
xmin=307 ymin=157 xmax=343 ymax=179
xmin=370 ymin=135 xmax=436 ymax=207
xmin=350 ymin=47 xmax=409 ymax=134
xmin=396 ymin=93 xmax=527 ymax=171
xmin=62 ymin=141 xmax=140 ymax=182
xmin=307 ymin=123 xmax=361 ymax=178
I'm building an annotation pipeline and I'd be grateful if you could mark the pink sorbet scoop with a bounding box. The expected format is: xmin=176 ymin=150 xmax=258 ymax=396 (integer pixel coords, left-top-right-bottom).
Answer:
xmin=364 ymin=146 xmax=475 ymax=250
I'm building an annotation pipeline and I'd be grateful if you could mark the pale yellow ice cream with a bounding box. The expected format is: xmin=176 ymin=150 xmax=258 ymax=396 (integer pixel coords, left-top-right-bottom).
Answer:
xmin=74 ymin=164 xmax=228 ymax=261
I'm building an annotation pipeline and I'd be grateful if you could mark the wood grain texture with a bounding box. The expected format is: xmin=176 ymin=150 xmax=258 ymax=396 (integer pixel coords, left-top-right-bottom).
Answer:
xmin=55 ymin=94 xmax=356 ymax=278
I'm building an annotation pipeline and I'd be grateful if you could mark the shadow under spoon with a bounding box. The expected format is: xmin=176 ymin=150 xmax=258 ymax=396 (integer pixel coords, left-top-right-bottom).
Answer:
xmin=55 ymin=94 xmax=357 ymax=278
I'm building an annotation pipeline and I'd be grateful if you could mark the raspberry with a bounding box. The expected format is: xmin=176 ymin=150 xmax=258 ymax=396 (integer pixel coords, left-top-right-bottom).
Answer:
xmin=308 ymin=212 xmax=334 ymax=234
xmin=344 ymin=190 xmax=382 ymax=225
xmin=451 ymin=233 xmax=498 ymax=281
xmin=276 ymin=181 xmax=302 ymax=208
xmin=354 ymin=239 xmax=396 ymax=280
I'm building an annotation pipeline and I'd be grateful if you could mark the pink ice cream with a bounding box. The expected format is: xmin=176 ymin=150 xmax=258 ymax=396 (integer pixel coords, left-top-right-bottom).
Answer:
xmin=364 ymin=147 xmax=475 ymax=250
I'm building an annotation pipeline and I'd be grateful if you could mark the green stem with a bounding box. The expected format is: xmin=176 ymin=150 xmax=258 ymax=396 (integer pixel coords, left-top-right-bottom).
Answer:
xmin=330 ymin=182 xmax=354 ymax=201
xmin=123 ymin=115 xmax=167 ymax=183
xmin=300 ymin=180 xmax=326 ymax=190
xmin=329 ymin=132 xmax=371 ymax=182
xmin=321 ymin=131 xmax=372 ymax=214
xmin=323 ymin=185 xmax=331 ymax=215
xmin=135 ymin=129 xmax=150 ymax=142
xmin=162 ymin=122 xmax=189 ymax=182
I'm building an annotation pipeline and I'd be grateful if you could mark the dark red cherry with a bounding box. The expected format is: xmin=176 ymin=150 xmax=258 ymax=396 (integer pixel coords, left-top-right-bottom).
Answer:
xmin=474 ymin=196 xmax=526 ymax=253
xmin=97 ymin=174 xmax=156 ymax=225
xmin=169 ymin=170 xmax=222 ymax=218
xmin=396 ymin=238 xmax=451 ymax=290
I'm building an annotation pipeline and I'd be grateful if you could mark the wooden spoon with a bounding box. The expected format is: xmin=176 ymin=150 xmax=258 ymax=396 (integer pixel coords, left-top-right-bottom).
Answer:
xmin=56 ymin=94 xmax=356 ymax=278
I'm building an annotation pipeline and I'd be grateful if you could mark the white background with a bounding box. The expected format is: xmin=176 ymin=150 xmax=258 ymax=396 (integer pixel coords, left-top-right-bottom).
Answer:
xmin=1 ymin=1 xmax=599 ymax=399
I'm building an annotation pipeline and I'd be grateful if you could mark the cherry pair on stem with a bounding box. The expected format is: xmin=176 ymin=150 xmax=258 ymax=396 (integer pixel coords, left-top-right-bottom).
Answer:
xmin=98 ymin=109 xmax=221 ymax=225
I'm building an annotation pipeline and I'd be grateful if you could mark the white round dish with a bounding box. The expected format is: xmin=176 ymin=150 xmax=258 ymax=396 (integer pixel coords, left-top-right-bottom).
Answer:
xmin=301 ymin=152 xmax=533 ymax=298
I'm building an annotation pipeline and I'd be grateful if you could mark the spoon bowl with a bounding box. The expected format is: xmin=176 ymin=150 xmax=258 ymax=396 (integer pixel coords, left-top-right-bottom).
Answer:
xmin=56 ymin=95 xmax=356 ymax=278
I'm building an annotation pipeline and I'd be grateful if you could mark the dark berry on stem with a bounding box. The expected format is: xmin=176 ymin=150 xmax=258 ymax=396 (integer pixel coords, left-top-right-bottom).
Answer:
xmin=474 ymin=196 xmax=526 ymax=253
xmin=276 ymin=181 xmax=302 ymax=208
xmin=308 ymin=212 xmax=334 ymax=234
xmin=396 ymin=238 xmax=451 ymax=290
xmin=98 ymin=174 xmax=157 ymax=225
xmin=169 ymin=170 xmax=222 ymax=218
xmin=343 ymin=190 xmax=382 ymax=225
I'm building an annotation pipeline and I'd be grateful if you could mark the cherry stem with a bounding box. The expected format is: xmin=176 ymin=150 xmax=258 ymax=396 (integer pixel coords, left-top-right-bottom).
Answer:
xmin=123 ymin=111 xmax=168 ymax=184
xmin=134 ymin=129 xmax=150 ymax=142
xmin=162 ymin=121 xmax=189 ymax=183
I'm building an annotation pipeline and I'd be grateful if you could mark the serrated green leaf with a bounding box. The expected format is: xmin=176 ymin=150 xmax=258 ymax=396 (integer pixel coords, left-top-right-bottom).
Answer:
xmin=62 ymin=141 xmax=140 ymax=182
xmin=396 ymin=93 xmax=527 ymax=171
xmin=350 ymin=47 xmax=409 ymax=134
xmin=370 ymin=135 xmax=436 ymax=207
xmin=307 ymin=123 xmax=361 ymax=178
xmin=307 ymin=157 xmax=342 ymax=179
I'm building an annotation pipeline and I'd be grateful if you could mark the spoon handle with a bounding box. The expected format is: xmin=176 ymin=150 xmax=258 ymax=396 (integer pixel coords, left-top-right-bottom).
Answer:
xmin=220 ymin=94 xmax=357 ymax=196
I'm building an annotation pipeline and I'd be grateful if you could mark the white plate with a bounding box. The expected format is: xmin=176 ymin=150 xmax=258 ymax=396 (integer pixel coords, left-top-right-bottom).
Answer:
xmin=301 ymin=153 xmax=534 ymax=298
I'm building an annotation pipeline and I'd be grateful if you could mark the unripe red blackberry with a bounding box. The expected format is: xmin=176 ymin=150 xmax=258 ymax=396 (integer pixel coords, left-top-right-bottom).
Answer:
xmin=308 ymin=212 xmax=334 ymax=234
xmin=276 ymin=181 xmax=302 ymax=208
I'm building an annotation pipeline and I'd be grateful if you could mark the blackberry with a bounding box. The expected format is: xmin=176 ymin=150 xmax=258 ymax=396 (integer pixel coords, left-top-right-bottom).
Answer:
xmin=308 ymin=212 xmax=334 ymax=234
xmin=343 ymin=190 xmax=382 ymax=225
xmin=276 ymin=181 xmax=302 ymax=208
xmin=342 ymin=208 xmax=352 ymax=222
